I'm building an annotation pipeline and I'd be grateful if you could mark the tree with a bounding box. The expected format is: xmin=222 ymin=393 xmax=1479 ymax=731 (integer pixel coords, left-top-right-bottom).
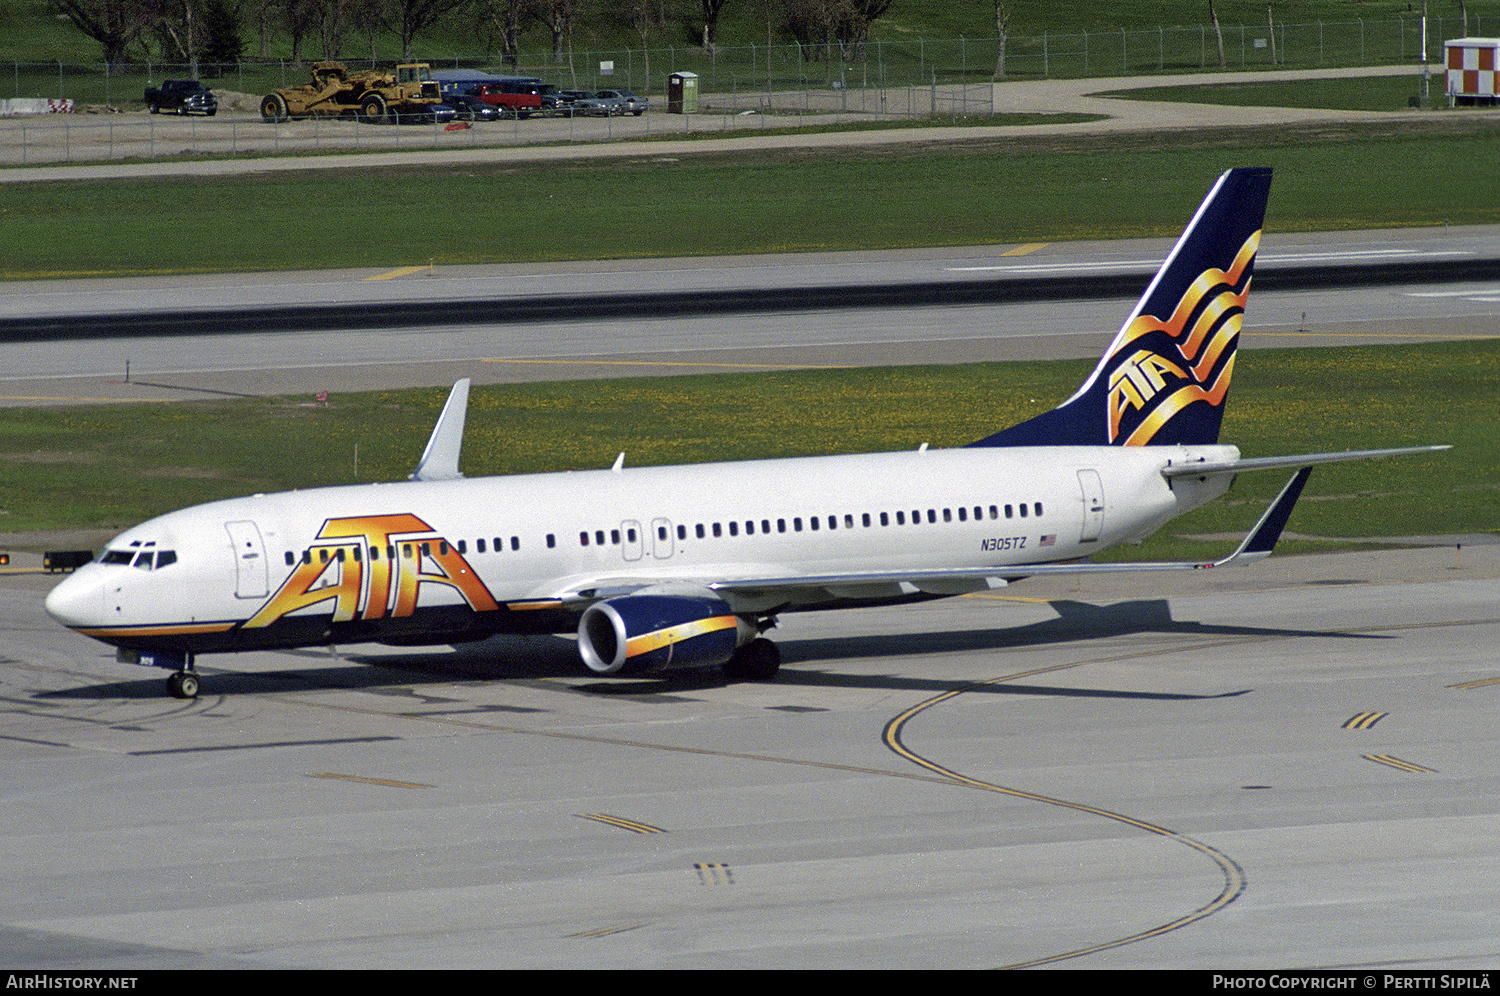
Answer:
xmin=488 ymin=0 xmax=530 ymax=68
xmin=698 ymin=0 xmax=729 ymax=53
xmin=1208 ymin=0 xmax=1225 ymax=68
xmin=992 ymin=0 xmax=1010 ymax=80
xmin=629 ymin=0 xmax=661 ymax=93
xmin=53 ymin=0 xmax=149 ymax=67
xmin=381 ymin=0 xmax=462 ymax=61
xmin=536 ymin=0 xmax=581 ymax=66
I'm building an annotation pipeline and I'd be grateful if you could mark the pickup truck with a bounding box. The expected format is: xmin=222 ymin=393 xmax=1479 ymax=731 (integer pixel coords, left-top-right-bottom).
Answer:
xmin=144 ymin=80 xmax=218 ymax=116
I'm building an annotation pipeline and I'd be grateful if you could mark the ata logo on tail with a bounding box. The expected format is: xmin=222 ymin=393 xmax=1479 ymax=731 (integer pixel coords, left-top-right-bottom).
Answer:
xmin=245 ymin=513 xmax=498 ymax=629
xmin=1106 ymin=230 xmax=1258 ymax=445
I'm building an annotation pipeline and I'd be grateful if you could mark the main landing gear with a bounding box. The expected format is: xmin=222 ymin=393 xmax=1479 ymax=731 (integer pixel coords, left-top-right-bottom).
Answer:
xmin=722 ymin=638 xmax=781 ymax=682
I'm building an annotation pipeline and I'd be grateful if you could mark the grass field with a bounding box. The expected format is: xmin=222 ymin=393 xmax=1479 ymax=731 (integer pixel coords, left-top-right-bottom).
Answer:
xmin=1 ymin=342 xmax=1492 ymax=557
xmin=5 ymin=117 xmax=1500 ymax=280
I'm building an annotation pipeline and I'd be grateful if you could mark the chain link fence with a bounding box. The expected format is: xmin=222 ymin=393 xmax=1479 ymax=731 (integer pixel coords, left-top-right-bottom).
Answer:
xmin=0 ymin=17 xmax=1470 ymax=165
xmin=5 ymin=16 xmax=1477 ymax=105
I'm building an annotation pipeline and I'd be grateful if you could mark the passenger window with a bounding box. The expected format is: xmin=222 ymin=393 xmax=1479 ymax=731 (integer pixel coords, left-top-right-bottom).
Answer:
xmin=1035 ymin=502 xmax=1044 ymax=516
xmin=477 ymin=538 xmax=486 ymax=553
xmin=580 ymin=532 xmax=590 ymax=546
xmin=285 ymin=551 xmax=295 ymax=566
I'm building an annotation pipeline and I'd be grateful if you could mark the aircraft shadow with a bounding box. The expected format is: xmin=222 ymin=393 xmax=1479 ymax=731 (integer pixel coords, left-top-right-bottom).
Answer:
xmin=42 ymin=598 xmax=1388 ymax=702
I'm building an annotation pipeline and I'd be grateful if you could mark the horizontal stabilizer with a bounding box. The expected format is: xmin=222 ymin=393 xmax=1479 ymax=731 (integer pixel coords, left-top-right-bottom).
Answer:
xmin=1162 ymin=444 xmax=1451 ymax=479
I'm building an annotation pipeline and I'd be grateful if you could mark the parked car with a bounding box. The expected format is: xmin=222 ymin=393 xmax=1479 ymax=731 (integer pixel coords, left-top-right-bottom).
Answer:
xmin=554 ymin=89 xmax=590 ymax=116
xmin=441 ymin=93 xmax=499 ymax=121
xmin=578 ymin=89 xmax=647 ymax=117
xmin=144 ymin=79 xmax=217 ymax=116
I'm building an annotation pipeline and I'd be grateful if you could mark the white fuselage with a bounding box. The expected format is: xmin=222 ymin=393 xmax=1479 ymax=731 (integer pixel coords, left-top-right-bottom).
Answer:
xmin=45 ymin=442 xmax=1237 ymax=656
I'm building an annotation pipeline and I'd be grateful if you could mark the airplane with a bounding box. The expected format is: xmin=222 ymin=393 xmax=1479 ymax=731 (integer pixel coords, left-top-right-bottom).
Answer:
xmin=44 ymin=167 xmax=1447 ymax=699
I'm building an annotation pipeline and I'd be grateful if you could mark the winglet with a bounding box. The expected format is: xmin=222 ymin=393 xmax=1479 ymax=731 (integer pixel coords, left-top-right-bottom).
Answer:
xmin=410 ymin=379 xmax=471 ymax=482
xmin=1210 ymin=466 xmax=1312 ymax=567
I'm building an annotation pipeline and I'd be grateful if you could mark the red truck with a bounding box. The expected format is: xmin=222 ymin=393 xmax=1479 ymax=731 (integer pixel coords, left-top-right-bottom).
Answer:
xmin=471 ymin=79 xmax=546 ymax=119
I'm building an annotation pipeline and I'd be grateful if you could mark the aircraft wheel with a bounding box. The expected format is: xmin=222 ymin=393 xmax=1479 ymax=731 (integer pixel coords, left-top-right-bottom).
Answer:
xmin=723 ymin=638 xmax=780 ymax=682
xmin=166 ymin=671 xmax=199 ymax=699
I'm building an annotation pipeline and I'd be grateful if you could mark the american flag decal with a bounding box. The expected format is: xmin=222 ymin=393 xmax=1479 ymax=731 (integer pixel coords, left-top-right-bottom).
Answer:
xmin=1039 ymin=534 xmax=1056 ymax=547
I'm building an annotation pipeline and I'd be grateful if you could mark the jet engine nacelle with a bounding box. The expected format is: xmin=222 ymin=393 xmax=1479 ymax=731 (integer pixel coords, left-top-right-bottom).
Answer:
xmin=577 ymin=593 xmax=748 ymax=674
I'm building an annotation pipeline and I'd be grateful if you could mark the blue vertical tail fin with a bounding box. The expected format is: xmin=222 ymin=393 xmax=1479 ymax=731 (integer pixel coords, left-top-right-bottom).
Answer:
xmin=971 ymin=167 xmax=1272 ymax=448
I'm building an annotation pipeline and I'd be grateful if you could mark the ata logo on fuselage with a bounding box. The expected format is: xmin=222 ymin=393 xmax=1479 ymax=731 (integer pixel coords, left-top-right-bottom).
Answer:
xmin=245 ymin=513 xmax=497 ymax=629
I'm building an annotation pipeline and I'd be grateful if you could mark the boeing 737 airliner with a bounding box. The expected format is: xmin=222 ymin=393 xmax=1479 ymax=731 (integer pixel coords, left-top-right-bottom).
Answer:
xmin=45 ymin=167 xmax=1445 ymax=698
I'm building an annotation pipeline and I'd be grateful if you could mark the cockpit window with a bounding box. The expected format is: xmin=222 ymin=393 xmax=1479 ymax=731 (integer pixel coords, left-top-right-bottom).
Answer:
xmin=100 ymin=547 xmax=175 ymax=568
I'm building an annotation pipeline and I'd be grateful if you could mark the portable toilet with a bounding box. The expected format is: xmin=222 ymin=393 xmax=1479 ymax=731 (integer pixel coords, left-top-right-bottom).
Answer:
xmin=1445 ymin=38 xmax=1500 ymax=104
xmin=667 ymin=72 xmax=698 ymax=114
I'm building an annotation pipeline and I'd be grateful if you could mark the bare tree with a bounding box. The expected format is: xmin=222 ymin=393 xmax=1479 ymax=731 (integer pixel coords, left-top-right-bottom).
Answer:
xmin=629 ymin=0 xmax=661 ymax=94
xmin=53 ymin=0 xmax=149 ymax=67
xmin=381 ymin=0 xmax=461 ymax=61
xmin=698 ymin=0 xmax=730 ymax=53
xmin=283 ymin=0 xmax=320 ymax=64
xmin=992 ymin=0 xmax=1010 ymax=80
xmin=1266 ymin=1 xmax=1277 ymax=67
xmin=536 ymin=0 xmax=580 ymax=65
xmin=1208 ymin=0 xmax=1226 ymax=68
xmin=489 ymin=0 xmax=530 ymax=67
xmin=313 ymin=0 xmax=354 ymax=60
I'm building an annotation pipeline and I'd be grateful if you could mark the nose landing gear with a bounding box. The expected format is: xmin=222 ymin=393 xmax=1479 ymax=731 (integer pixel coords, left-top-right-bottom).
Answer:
xmin=166 ymin=669 xmax=200 ymax=699
xmin=118 ymin=648 xmax=201 ymax=699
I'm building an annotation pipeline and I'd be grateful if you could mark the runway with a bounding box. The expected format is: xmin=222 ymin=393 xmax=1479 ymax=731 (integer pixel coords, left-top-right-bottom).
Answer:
xmin=2 ymin=543 xmax=1496 ymax=969
xmin=3 ymin=228 xmax=1500 ymax=407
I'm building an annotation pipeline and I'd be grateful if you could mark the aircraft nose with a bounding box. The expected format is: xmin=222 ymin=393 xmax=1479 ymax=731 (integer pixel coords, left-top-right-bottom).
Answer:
xmin=44 ymin=570 xmax=104 ymax=629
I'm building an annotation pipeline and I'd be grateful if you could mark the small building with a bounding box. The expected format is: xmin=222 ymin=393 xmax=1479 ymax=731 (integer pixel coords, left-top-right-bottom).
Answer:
xmin=1445 ymin=37 xmax=1500 ymax=104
